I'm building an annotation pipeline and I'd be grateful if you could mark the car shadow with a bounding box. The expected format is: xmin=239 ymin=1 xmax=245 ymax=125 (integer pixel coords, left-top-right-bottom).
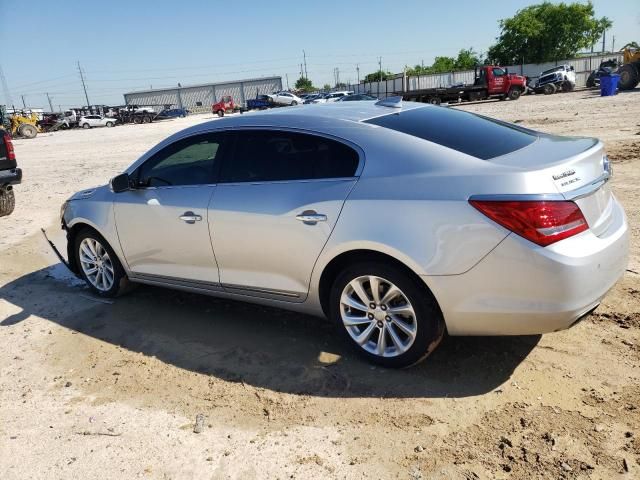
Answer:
xmin=1 ymin=264 xmax=540 ymax=399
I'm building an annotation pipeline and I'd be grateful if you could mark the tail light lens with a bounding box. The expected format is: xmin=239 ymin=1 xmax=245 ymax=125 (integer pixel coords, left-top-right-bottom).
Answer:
xmin=3 ymin=132 xmax=15 ymax=161
xmin=469 ymin=200 xmax=588 ymax=247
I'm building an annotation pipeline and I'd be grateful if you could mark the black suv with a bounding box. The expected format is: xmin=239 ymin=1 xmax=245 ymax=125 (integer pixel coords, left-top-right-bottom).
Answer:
xmin=0 ymin=129 xmax=22 ymax=217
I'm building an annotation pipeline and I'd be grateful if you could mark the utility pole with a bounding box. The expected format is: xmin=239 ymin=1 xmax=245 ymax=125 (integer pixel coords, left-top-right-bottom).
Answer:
xmin=602 ymin=29 xmax=606 ymax=53
xmin=612 ymin=35 xmax=615 ymax=53
xmin=285 ymin=73 xmax=289 ymax=90
xmin=300 ymin=63 xmax=304 ymax=78
xmin=302 ymin=50 xmax=308 ymax=78
xmin=0 ymin=64 xmax=13 ymax=107
xmin=335 ymin=67 xmax=340 ymax=87
xmin=77 ymin=61 xmax=90 ymax=106
xmin=21 ymin=95 xmax=26 ymax=109
xmin=378 ymin=57 xmax=383 ymax=81
xmin=46 ymin=93 xmax=54 ymax=112
xmin=356 ymin=64 xmax=360 ymax=84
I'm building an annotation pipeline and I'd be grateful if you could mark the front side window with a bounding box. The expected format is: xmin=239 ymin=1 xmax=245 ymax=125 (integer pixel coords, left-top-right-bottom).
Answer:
xmin=138 ymin=133 xmax=226 ymax=187
xmin=220 ymin=130 xmax=359 ymax=183
xmin=493 ymin=68 xmax=506 ymax=76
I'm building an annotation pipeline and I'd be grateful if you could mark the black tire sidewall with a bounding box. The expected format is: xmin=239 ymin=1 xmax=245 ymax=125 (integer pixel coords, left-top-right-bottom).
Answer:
xmin=74 ymin=229 xmax=126 ymax=297
xmin=329 ymin=262 xmax=444 ymax=368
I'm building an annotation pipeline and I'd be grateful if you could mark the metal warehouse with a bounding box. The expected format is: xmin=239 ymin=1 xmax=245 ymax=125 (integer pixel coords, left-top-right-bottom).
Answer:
xmin=123 ymin=76 xmax=282 ymax=113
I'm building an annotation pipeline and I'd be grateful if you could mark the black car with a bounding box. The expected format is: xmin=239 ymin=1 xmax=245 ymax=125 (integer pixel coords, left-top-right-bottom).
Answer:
xmin=336 ymin=93 xmax=378 ymax=102
xmin=0 ymin=129 xmax=22 ymax=217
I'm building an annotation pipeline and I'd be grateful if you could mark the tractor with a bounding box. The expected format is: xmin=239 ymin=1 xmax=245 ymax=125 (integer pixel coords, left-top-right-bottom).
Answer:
xmin=618 ymin=44 xmax=640 ymax=91
xmin=4 ymin=109 xmax=39 ymax=139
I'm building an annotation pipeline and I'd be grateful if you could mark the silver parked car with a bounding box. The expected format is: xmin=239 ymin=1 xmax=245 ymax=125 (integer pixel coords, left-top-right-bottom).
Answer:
xmin=59 ymin=99 xmax=628 ymax=367
xmin=79 ymin=115 xmax=117 ymax=129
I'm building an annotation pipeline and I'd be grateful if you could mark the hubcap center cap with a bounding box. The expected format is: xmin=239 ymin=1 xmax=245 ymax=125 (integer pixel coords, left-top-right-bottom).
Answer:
xmin=373 ymin=309 xmax=386 ymax=321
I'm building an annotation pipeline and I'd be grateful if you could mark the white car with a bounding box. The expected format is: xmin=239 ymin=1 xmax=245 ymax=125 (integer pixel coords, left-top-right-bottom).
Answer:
xmin=79 ymin=115 xmax=117 ymax=129
xmin=270 ymin=92 xmax=304 ymax=106
xmin=313 ymin=91 xmax=354 ymax=103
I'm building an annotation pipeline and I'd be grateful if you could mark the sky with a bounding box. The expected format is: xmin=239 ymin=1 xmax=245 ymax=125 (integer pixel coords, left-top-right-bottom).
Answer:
xmin=0 ymin=0 xmax=638 ymax=109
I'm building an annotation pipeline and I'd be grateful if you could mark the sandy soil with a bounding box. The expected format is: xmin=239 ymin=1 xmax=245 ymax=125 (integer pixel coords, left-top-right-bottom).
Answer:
xmin=1 ymin=91 xmax=639 ymax=479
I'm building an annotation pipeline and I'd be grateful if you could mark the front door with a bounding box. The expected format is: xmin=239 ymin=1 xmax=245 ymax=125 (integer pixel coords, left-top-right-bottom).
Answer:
xmin=209 ymin=129 xmax=361 ymax=300
xmin=114 ymin=132 xmax=228 ymax=283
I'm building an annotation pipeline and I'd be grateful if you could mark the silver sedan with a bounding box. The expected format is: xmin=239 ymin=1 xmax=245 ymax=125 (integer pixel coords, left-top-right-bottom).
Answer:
xmin=59 ymin=99 xmax=629 ymax=367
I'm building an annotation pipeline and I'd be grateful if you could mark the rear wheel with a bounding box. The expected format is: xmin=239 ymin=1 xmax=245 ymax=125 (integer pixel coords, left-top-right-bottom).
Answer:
xmin=618 ymin=64 xmax=639 ymax=91
xmin=561 ymin=81 xmax=574 ymax=92
xmin=142 ymin=115 xmax=151 ymax=124
xmin=330 ymin=262 xmax=445 ymax=368
xmin=82 ymin=123 xmax=90 ymax=129
xmin=586 ymin=73 xmax=596 ymax=88
xmin=291 ymin=100 xmax=298 ymax=106
xmin=106 ymin=121 xmax=114 ymax=127
xmin=75 ymin=229 xmax=129 ymax=297
xmin=133 ymin=116 xmax=142 ymax=124
xmin=543 ymin=83 xmax=557 ymax=95
xmin=18 ymin=123 xmax=38 ymax=138
xmin=427 ymin=96 xmax=441 ymax=105
xmin=0 ymin=188 xmax=15 ymax=217
xmin=217 ymin=110 xmax=224 ymax=117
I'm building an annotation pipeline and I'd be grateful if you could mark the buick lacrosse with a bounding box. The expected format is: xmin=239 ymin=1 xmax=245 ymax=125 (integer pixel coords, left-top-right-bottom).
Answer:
xmin=59 ymin=99 xmax=628 ymax=367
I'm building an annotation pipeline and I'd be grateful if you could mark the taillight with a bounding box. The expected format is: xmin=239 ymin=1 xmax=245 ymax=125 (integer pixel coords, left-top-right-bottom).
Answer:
xmin=469 ymin=200 xmax=588 ymax=247
xmin=3 ymin=132 xmax=15 ymax=161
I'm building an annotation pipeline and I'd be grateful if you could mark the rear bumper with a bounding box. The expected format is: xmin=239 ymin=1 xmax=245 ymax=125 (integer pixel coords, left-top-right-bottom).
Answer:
xmin=425 ymin=195 xmax=629 ymax=336
xmin=0 ymin=167 xmax=22 ymax=186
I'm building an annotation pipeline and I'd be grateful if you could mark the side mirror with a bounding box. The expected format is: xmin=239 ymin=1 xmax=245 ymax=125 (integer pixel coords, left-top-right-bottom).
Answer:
xmin=110 ymin=173 xmax=131 ymax=193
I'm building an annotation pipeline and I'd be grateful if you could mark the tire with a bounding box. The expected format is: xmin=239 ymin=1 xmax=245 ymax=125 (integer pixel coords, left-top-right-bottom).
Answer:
xmin=508 ymin=87 xmax=521 ymax=100
xmin=142 ymin=115 xmax=151 ymax=124
xmin=0 ymin=188 xmax=15 ymax=217
xmin=586 ymin=73 xmax=596 ymax=88
xmin=106 ymin=121 xmax=114 ymax=128
xmin=618 ymin=64 xmax=639 ymax=91
xmin=133 ymin=116 xmax=142 ymax=124
xmin=217 ymin=110 xmax=224 ymax=117
xmin=74 ymin=228 xmax=129 ymax=298
xmin=330 ymin=262 xmax=445 ymax=368
xmin=82 ymin=123 xmax=90 ymax=129
xmin=561 ymin=81 xmax=574 ymax=92
xmin=543 ymin=83 xmax=557 ymax=95
xmin=291 ymin=100 xmax=298 ymax=106
xmin=18 ymin=123 xmax=37 ymax=138
xmin=427 ymin=96 xmax=441 ymax=105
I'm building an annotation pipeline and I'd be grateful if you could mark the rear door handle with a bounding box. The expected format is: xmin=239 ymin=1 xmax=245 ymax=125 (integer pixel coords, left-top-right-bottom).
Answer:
xmin=179 ymin=211 xmax=202 ymax=224
xmin=296 ymin=211 xmax=327 ymax=225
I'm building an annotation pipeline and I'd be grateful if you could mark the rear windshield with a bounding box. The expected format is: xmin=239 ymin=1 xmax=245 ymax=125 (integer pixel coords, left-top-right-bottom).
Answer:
xmin=363 ymin=107 xmax=536 ymax=159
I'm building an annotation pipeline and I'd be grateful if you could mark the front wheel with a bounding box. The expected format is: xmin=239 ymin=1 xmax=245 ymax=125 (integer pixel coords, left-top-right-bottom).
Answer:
xmin=75 ymin=229 xmax=129 ymax=297
xmin=106 ymin=121 xmax=114 ymax=127
xmin=217 ymin=110 xmax=224 ymax=117
xmin=508 ymin=87 xmax=521 ymax=100
xmin=561 ymin=81 xmax=574 ymax=92
xmin=543 ymin=83 xmax=557 ymax=95
xmin=330 ymin=262 xmax=445 ymax=368
xmin=82 ymin=123 xmax=90 ymax=129
xmin=291 ymin=100 xmax=298 ymax=106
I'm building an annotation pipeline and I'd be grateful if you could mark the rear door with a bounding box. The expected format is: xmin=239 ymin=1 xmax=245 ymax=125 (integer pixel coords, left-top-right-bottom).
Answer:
xmin=209 ymin=129 xmax=361 ymax=300
xmin=114 ymin=131 xmax=229 ymax=283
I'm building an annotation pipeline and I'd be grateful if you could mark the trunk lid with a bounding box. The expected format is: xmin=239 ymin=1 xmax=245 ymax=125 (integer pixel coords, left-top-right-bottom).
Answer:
xmin=492 ymin=134 xmax=613 ymax=237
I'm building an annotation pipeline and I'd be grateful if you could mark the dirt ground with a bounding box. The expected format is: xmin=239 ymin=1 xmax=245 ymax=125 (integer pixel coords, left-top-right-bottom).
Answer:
xmin=1 ymin=90 xmax=639 ymax=480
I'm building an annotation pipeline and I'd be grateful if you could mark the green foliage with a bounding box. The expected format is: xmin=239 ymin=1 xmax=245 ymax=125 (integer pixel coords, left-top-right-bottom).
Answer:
xmin=294 ymin=77 xmax=315 ymax=92
xmin=405 ymin=48 xmax=482 ymax=76
xmin=487 ymin=2 xmax=612 ymax=64
xmin=322 ymin=83 xmax=331 ymax=91
xmin=363 ymin=70 xmax=394 ymax=82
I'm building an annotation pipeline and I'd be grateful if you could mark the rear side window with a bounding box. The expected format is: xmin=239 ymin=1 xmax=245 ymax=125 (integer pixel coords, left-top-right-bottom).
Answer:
xmin=221 ymin=130 xmax=359 ymax=183
xmin=364 ymin=107 xmax=536 ymax=159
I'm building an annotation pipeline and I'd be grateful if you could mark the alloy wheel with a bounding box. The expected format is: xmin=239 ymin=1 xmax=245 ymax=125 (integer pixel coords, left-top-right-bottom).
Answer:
xmin=79 ymin=238 xmax=115 ymax=292
xmin=340 ymin=275 xmax=417 ymax=358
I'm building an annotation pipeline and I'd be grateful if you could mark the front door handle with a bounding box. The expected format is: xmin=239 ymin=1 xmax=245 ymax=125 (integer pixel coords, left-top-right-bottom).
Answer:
xmin=179 ymin=211 xmax=202 ymax=224
xmin=296 ymin=211 xmax=327 ymax=225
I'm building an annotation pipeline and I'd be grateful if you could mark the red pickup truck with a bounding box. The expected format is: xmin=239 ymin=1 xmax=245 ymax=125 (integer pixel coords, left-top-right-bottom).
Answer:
xmin=211 ymin=96 xmax=235 ymax=117
xmin=0 ymin=129 xmax=21 ymax=217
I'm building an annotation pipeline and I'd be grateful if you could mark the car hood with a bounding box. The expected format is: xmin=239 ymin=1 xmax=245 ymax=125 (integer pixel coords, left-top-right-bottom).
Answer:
xmin=68 ymin=184 xmax=109 ymax=201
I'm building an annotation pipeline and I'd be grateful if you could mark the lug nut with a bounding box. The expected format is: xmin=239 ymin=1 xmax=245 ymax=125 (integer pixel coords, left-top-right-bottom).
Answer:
xmin=385 ymin=315 xmax=391 ymax=321
xmin=369 ymin=303 xmax=376 ymax=309
xmin=368 ymin=313 xmax=374 ymax=320
xmin=381 ymin=305 xmax=387 ymax=311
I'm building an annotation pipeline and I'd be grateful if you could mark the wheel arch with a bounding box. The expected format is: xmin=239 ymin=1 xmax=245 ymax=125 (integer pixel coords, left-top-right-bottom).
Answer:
xmin=65 ymin=219 xmax=126 ymax=275
xmin=317 ymin=248 xmax=440 ymax=319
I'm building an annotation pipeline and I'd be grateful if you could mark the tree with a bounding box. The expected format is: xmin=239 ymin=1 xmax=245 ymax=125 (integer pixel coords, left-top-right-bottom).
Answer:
xmin=322 ymin=83 xmax=331 ymax=91
xmin=405 ymin=48 xmax=482 ymax=76
xmin=363 ymin=70 xmax=394 ymax=82
xmin=294 ymin=76 xmax=314 ymax=92
xmin=487 ymin=2 xmax=611 ymax=64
